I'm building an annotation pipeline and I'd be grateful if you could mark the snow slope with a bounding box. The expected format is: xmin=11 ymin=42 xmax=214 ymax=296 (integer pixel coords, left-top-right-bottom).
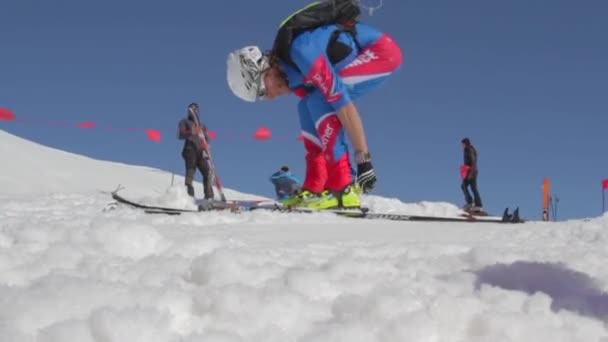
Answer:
xmin=1 ymin=129 xmax=608 ymax=342
xmin=0 ymin=129 xmax=266 ymax=202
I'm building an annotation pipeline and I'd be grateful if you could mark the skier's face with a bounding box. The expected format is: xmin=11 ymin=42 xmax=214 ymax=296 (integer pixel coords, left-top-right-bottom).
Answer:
xmin=262 ymin=67 xmax=290 ymax=100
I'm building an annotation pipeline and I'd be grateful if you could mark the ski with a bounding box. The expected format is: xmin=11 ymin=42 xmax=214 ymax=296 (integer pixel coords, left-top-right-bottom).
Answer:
xmin=264 ymin=206 xmax=524 ymax=223
xmin=190 ymin=106 xmax=227 ymax=202
xmin=108 ymin=191 xmax=524 ymax=223
xmin=109 ymin=190 xmax=268 ymax=213
xmin=110 ymin=191 xmax=199 ymax=213
xmin=341 ymin=210 xmax=524 ymax=223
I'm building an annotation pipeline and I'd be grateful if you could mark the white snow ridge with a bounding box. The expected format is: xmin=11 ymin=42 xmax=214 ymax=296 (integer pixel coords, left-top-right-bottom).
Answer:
xmin=1 ymin=128 xmax=608 ymax=342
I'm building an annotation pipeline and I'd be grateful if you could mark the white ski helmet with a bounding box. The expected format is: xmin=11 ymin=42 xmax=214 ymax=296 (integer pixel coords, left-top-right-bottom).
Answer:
xmin=226 ymin=46 xmax=270 ymax=102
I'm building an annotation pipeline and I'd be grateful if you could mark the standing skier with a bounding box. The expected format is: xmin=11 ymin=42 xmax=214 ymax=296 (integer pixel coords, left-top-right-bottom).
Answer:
xmin=270 ymin=166 xmax=302 ymax=202
xmin=177 ymin=102 xmax=214 ymax=199
xmin=460 ymin=137 xmax=484 ymax=213
xmin=225 ymin=0 xmax=402 ymax=210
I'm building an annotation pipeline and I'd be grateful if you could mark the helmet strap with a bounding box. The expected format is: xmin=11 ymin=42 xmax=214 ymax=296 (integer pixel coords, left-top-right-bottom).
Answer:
xmin=255 ymin=69 xmax=268 ymax=100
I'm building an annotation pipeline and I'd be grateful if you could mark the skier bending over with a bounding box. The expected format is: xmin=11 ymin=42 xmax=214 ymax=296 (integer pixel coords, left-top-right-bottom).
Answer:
xmin=226 ymin=1 xmax=403 ymax=210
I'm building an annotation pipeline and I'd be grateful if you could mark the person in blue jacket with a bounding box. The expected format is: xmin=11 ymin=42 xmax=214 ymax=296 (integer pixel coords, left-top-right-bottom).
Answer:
xmin=270 ymin=166 xmax=301 ymax=202
xmin=226 ymin=1 xmax=402 ymax=210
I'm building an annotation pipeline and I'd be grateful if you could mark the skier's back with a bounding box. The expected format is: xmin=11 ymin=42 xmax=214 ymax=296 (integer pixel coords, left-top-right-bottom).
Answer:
xmin=270 ymin=166 xmax=301 ymax=202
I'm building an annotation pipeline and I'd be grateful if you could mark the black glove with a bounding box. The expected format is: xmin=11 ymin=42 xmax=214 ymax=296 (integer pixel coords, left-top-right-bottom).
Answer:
xmin=356 ymin=161 xmax=376 ymax=193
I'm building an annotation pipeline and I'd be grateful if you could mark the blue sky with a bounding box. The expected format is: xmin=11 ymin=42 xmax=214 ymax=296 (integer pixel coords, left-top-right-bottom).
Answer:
xmin=1 ymin=0 xmax=607 ymax=220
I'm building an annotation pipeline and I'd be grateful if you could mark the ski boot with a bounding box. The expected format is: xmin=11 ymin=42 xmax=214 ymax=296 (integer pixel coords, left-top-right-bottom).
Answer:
xmin=466 ymin=206 xmax=488 ymax=216
xmin=283 ymin=189 xmax=320 ymax=208
xmin=302 ymin=184 xmax=361 ymax=210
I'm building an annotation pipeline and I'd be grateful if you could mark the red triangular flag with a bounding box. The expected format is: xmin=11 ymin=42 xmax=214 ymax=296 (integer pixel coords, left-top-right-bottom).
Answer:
xmin=0 ymin=107 xmax=15 ymax=121
xmin=253 ymin=126 xmax=272 ymax=140
xmin=207 ymin=131 xmax=217 ymax=140
xmin=603 ymin=179 xmax=608 ymax=190
xmin=146 ymin=129 xmax=161 ymax=142
xmin=76 ymin=122 xmax=96 ymax=129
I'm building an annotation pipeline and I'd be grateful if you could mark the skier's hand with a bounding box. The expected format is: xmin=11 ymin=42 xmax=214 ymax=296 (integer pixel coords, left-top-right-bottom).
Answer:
xmin=356 ymin=161 xmax=376 ymax=193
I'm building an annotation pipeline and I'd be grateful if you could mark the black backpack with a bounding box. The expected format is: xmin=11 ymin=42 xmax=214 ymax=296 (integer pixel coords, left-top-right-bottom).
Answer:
xmin=270 ymin=0 xmax=362 ymax=71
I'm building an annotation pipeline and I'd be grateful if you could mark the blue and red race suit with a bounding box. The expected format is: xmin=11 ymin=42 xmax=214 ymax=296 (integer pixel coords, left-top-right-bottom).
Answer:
xmin=279 ymin=22 xmax=403 ymax=193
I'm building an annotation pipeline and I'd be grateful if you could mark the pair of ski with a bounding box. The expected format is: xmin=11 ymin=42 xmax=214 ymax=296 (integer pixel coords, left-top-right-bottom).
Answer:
xmin=260 ymin=205 xmax=523 ymax=224
xmin=108 ymin=191 xmax=525 ymax=224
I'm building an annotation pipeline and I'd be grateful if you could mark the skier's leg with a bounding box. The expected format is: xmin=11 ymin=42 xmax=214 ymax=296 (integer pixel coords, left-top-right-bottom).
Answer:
xmin=183 ymin=149 xmax=197 ymax=197
xmin=298 ymin=97 xmax=327 ymax=193
xmin=461 ymin=179 xmax=473 ymax=207
xmin=306 ymin=91 xmax=353 ymax=192
xmin=197 ymin=153 xmax=214 ymax=200
xmin=302 ymin=91 xmax=360 ymax=209
xmin=283 ymin=98 xmax=328 ymax=207
xmin=470 ymin=176 xmax=483 ymax=208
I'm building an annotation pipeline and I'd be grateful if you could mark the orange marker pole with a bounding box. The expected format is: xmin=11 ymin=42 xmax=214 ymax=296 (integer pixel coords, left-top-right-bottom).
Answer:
xmin=542 ymin=178 xmax=550 ymax=221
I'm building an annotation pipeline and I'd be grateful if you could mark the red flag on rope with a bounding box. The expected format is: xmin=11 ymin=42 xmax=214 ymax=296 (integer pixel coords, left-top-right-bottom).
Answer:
xmin=0 ymin=107 xmax=15 ymax=121
xmin=76 ymin=122 xmax=96 ymax=128
xmin=145 ymin=129 xmax=162 ymax=142
xmin=253 ymin=126 xmax=271 ymax=140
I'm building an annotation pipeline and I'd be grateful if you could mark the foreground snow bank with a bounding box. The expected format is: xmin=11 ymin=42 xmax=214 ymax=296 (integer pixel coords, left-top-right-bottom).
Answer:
xmin=1 ymin=192 xmax=608 ymax=341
